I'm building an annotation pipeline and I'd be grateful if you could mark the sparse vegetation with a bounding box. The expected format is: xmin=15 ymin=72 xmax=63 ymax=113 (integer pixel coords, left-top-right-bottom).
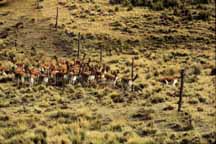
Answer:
xmin=0 ymin=0 xmax=215 ymax=143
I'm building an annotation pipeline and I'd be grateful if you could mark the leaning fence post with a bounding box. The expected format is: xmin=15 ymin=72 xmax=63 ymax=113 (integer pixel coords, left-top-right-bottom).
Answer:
xmin=178 ymin=69 xmax=185 ymax=112
xmin=77 ymin=33 xmax=81 ymax=59
xmin=131 ymin=57 xmax=134 ymax=92
xmin=55 ymin=7 xmax=59 ymax=30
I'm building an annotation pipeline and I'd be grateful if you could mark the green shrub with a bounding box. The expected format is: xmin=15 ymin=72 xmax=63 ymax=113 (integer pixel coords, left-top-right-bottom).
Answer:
xmin=193 ymin=65 xmax=201 ymax=75
xmin=3 ymin=128 xmax=26 ymax=139
xmin=194 ymin=11 xmax=211 ymax=21
xmin=111 ymin=124 xmax=123 ymax=132
xmin=122 ymin=0 xmax=181 ymax=10
xmin=188 ymin=98 xmax=199 ymax=104
xmin=127 ymin=4 xmax=133 ymax=11
xmin=150 ymin=95 xmax=165 ymax=104
xmin=137 ymin=128 xmax=157 ymax=136
xmin=151 ymin=1 xmax=164 ymax=10
xmin=186 ymin=75 xmax=199 ymax=83
xmin=123 ymin=0 xmax=132 ymax=6
xmin=130 ymin=0 xmax=153 ymax=6
xmin=177 ymin=7 xmax=193 ymax=21
xmin=111 ymin=0 xmax=213 ymax=11
xmin=162 ymin=0 xmax=181 ymax=8
xmin=198 ymin=96 xmax=208 ymax=103
xmin=191 ymin=0 xmax=210 ymax=4
xmin=114 ymin=6 xmax=119 ymax=11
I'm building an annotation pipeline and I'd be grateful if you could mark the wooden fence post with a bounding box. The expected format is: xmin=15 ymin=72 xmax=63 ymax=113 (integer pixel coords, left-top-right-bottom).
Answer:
xmin=77 ymin=33 xmax=81 ymax=59
xmin=36 ymin=0 xmax=40 ymax=9
xmin=14 ymin=22 xmax=20 ymax=47
xmin=100 ymin=45 xmax=103 ymax=63
xmin=178 ymin=69 xmax=185 ymax=112
xmin=55 ymin=7 xmax=59 ymax=30
xmin=131 ymin=57 xmax=134 ymax=92
xmin=15 ymin=29 xmax=18 ymax=47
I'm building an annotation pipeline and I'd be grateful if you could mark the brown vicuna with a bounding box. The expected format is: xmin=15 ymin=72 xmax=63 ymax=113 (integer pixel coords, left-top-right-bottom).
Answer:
xmin=103 ymin=70 xmax=120 ymax=86
xmin=14 ymin=64 xmax=26 ymax=87
xmin=159 ymin=76 xmax=179 ymax=87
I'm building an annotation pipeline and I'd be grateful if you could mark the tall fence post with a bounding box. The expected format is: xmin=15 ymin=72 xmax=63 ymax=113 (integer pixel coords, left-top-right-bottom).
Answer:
xmin=55 ymin=7 xmax=59 ymax=30
xmin=178 ymin=69 xmax=185 ymax=112
xmin=36 ymin=0 xmax=40 ymax=9
xmin=77 ymin=33 xmax=81 ymax=59
xmin=15 ymin=28 xmax=18 ymax=47
xmin=100 ymin=45 xmax=103 ymax=63
xmin=131 ymin=57 xmax=134 ymax=92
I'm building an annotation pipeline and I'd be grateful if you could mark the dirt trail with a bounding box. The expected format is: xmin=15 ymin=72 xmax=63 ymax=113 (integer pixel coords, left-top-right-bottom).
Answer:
xmin=0 ymin=0 xmax=74 ymax=60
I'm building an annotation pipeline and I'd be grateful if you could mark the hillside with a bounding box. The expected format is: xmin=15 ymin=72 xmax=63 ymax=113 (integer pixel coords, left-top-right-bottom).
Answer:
xmin=0 ymin=0 xmax=215 ymax=143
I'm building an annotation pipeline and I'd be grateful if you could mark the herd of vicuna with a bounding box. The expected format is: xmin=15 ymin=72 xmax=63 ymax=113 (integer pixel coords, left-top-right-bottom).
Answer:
xmin=0 ymin=56 xmax=186 ymax=91
xmin=0 ymin=56 xmax=141 ymax=90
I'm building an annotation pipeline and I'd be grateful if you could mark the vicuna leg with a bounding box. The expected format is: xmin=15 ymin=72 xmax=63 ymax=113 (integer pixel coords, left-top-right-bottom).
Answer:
xmin=172 ymin=79 xmax=178 ymax=87
xmin=165 ymin=80 xmax=169 ymax=85
xmin=30 ymin=77 xmax=34 ymax=87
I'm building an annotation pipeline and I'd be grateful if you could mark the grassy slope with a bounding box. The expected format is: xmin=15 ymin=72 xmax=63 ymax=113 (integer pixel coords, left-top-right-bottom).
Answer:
xmin=0 ymin=0 xmax=215 ymax=143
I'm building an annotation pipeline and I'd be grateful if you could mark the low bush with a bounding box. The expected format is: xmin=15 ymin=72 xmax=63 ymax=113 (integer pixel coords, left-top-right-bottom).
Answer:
xmin=150 ymin=95 xmax=165 ymax=104
xmin=110 ymin=0 xmax=213 ymax=13
xmin=112 ymin=0 xmax=182 ymax=10
xmin=151 ymin=0 xmax=164 ymax=11
xmin=194 ymin=10 xmax=211 ymax=21
xmin=190 ymin=64 xmax=202 ymax=75
xmin=191 ymin=0 xmax=210 ymax=5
